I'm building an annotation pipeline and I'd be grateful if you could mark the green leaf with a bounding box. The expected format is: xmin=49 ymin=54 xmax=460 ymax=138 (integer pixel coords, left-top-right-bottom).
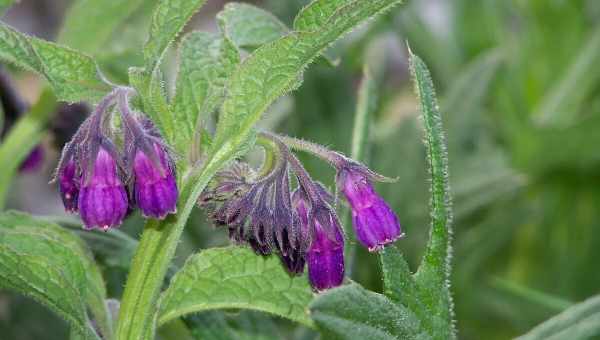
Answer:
xmin=58 ymin=0 xmax=147 ymax=55
xmin=310 ymin=283 xmax=426 ymax=340
xmin=379 ymin=245 xmax=425 ymax=319
xmin=0 ymin=89 xmax=56 ymax=209
xmin=212 ymin=0 xmax=403 ymax=167
xmin=293 ymin=0 xmax=353 ymax=32
xmin=409 ymin=50 xmax=455 ymax=339
xmin=144 ymin=0 xmax=207 ymax=71
xmin=172 ymin=31 xmax=240 ymax=146
xmin=158 ymin=247 xmax=314 ymax=327
xmin=0 ymin=211 xmax=109 ymax=340
xmin=217 ymin=2 xmax=288 ymax=50
xmin=0 ymin=22 xmax=110 ymax=102
xmin=516 ymin=295 xmax=600 ymax=340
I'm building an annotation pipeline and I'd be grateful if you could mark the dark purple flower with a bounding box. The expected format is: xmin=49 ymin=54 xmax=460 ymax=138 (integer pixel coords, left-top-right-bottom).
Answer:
xmin=19 ymin=145 xmax=44 ymax=172
xmin=338 ymin=166 xmax=403 ymax=252
xmin=78 ymin=147 xmax=128 ymax=230
xmin=133 ymin=142 xmax=178 ymax=219
xmin=59 ymin=157 xmax=80 ymax=212
xmin=307 ymin=206 xmax=345 ymax=291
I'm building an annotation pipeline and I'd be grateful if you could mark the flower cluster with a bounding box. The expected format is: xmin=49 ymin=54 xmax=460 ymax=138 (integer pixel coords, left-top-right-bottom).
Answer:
xmin=200 ymin=133 xmax=403 ymax=291
xmin=54 ymin=88 xmax=178 ymax=230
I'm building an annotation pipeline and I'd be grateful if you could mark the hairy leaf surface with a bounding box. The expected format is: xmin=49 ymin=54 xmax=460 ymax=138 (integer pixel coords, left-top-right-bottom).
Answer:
xmin=158 ymin=247 xmax=314 ymax=327
xmin=0 ymin=211 xmax=109 ymax=339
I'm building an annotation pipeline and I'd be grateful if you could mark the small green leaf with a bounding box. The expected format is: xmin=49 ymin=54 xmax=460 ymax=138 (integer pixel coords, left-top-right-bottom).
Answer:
xmin=172 ymin=31 xmax=240 ymax=146
xmin=58 ymin=0 xmax=147 ymax=55
xmin=212 ymin=0 xmax=403 ymax=166
xmin=217 ymin=2 xmax=288 ymax=50
xmin=409 ymin=50 xmax=455 ymax=339
xmin=158 ymin=247 xmax=314 ymax=328
xmin=516 ymin=295 xmax=600 ymax=340
xmin=310 ymin=283 xmax=426 ymax=340
xmin=0 ymin=211 xmax=109 ymax=340
xmin=0 ymin=22 xmax=110 ymax=102
xmin=144 ymin=0 xmax=207 ymax=71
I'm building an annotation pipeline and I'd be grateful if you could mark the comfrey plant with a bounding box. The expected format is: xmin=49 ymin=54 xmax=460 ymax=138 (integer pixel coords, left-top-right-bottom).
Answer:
xmin=0 ymin=1 xmax=456 ymax=340
xmin=200 ymin=132 xmax=403 ymax=290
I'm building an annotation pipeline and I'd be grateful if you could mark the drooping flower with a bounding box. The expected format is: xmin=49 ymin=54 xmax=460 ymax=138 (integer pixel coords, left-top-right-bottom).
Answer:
xmin=133 ymin=142 xmax=178 ymax=219
xmin=306 ymin=205 xmax=345 ymax=291
xmin=337 ymin=164 xmax=403 ymax=252
xmin=78 ymin=147 xmax=128 ymax=230
xmin=58 ymin=157 xmax=80 ymax=212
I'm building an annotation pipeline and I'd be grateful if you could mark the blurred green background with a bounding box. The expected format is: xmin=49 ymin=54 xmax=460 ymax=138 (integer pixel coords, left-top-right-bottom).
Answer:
xmin=2 ymin=0 xmax=600 ymax=339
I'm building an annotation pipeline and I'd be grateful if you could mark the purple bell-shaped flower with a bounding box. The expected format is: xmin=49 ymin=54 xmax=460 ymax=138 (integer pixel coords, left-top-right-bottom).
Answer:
xmin=337 ymin=165 xmax=403 ymax=252
xmin=78 ymin=147 xmax=128 ymax=230
xmin=133 ymin=142 xmax=178 ymax=219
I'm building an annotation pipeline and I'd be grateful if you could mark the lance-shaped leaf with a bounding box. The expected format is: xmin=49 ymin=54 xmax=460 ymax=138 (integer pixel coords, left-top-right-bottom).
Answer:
xmin=158 ymin=247 xmax=314 ymax=327
xmin=58 ymin=0 xmax=147 ymax=55
xmin=516 ymin=295 xmax=600 ymax=340
xmin=410 ymin=50 xmax=456 ymax=339
xmin=172 ymin=31 xmax=240 ymax=144
xmin=211 ymin=0 xmax=403 ymax=165
xmin=144 ymin=0 xmax=207 ymax=71
xmin=0 ymin=211 xmax=110 ymax=339
xmin=0 ymin=22 xmax=110 ymax=102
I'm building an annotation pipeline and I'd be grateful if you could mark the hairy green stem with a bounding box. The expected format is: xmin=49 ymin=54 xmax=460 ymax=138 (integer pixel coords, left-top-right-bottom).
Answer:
xmin=115 ymin=153 xmax=225 ymax=340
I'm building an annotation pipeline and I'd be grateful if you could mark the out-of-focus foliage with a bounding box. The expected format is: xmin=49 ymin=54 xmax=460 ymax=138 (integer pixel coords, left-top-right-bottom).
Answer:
xmin=1 ymin=0 xmax=600 ymax=339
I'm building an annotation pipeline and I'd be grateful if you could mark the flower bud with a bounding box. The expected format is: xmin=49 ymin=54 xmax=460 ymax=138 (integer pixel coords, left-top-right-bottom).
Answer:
xmin=133 ymin=143 xmax=178 ymax=219
xmin=78 ymin=147 xmax=128 ymax=230
xmin=338 ymin=166 xmax=402 ymax=252
xmin=59 ymin=157 xmax=79 ymax=212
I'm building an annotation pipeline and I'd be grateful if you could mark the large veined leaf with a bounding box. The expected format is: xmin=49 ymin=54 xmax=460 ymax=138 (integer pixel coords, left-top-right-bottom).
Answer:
xmin=158 ymin=247 xmax=314 ymax=327
xmin=211 ymin=0 xmax=403 ymax=166
xmin=0 ymin=22 xmax=110 ymax=102
xmin=58 ymin=0 xmax=147 ymax=55
xmin=143 ymin=0 xmax=207 ymax=71
xmin=516 ymin=295 xmax=600 ymax=340
xmin=0 ymin=211 xmax=110 ymax=339
xmin=216 ymin=2 xmax=337 ymax=66
xmin=217 ymin=2 xmax=288 ymax=50
xmin=172 ymin=31 xmax=240 ymax=146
